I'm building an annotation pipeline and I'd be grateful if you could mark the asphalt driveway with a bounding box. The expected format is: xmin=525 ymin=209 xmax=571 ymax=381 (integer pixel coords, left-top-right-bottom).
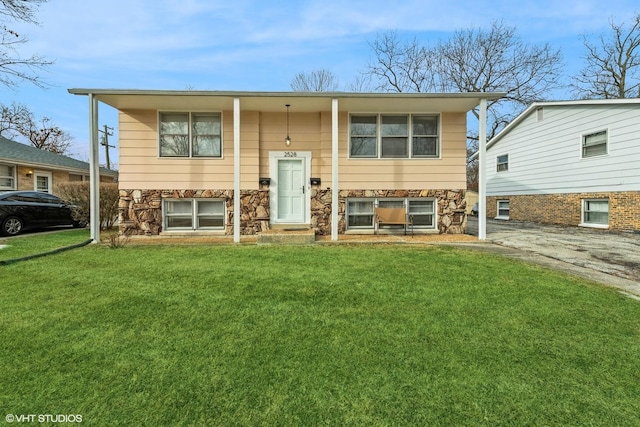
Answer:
xmin=465 ymin=217 xmax=640 ymax=297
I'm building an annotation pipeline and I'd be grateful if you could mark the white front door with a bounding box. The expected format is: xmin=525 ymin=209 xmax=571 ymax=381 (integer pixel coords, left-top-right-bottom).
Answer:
xmin=270 ymin=151 xmax=311 ymax=224
xmin=277 ymin=159 xmax=305 ymax=222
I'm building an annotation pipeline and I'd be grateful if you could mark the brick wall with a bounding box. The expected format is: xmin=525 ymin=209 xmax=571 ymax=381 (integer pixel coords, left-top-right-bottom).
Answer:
xmin=486 ymin=191 xmax=640 ymax=232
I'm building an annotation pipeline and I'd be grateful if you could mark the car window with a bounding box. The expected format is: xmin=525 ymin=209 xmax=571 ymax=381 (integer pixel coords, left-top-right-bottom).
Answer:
xmin=5 ymin=194 xmax=41 ymax=203
xmin=39 ymin=193 xmax=63 ymax=204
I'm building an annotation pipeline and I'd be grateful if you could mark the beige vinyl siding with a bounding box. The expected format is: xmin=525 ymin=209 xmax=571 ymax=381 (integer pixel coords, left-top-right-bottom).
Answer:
xmin=339 ymin=112 xmax=467 ymax=189
xmin=119 ymin=109 xmax=467 ymax=191
xmin=258 ymin=112 xmax=324 ymax=177
xmin=119 ymin=109 xmax=260 ymax=189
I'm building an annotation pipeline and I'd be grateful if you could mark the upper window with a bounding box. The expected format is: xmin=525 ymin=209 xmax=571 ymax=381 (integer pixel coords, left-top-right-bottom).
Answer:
xmin=496 ymin=154 xmax=509 ymax=172
xmin=582 ymin=130 xmax=607 ymax=158
xmin=350 ymin=114 xmax=439 ymax=158
xmin=582 ymin=199 xmax=609 ymax=227
xmin=159 ymin=112 xmax=222 ymax=157
xmin=0 ymin=164 xmax=15 ymax=190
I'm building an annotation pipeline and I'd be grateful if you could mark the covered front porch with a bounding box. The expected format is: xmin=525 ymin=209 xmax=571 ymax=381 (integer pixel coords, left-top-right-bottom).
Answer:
xmin=68 ymin=89 xmax=501 ymax=243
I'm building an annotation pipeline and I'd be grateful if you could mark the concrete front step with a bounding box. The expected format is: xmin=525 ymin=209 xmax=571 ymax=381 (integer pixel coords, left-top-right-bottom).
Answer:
xmin=257 ymin=227 xmax=316 ymax=245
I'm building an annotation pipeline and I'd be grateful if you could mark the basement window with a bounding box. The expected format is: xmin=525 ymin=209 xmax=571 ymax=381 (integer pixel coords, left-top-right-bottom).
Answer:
xmin=496 ymin=200 xmax=510 ymax=219
xmin=163 ymin=199 xmax=225 ymax=231
xmin=581 ymin=199 xmax=609 ymax=228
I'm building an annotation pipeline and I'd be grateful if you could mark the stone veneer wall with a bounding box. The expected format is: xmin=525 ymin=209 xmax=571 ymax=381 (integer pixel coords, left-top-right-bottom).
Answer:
xmin=119 ymin=189 xmax=270 ymax=236
xmin=486 ymin=191 xmax=640 ymax=232
xmin=119 ymin=188 xmax=467 ymax=236
xmin=311 ymin=189 xmax=467 ymax=235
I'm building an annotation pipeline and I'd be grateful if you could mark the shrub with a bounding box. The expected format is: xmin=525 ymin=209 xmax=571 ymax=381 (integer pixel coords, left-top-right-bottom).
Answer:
xmin=56 ymin=182 xmax=119 ymax=230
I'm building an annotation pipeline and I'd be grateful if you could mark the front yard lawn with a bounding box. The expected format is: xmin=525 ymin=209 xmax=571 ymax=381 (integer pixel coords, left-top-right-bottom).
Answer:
xmin=1 ymin=244 xmax=639 ymax=426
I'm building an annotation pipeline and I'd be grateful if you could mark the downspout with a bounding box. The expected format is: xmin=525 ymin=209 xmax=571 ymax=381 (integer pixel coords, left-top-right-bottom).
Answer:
xmin=88 ymin=94 xmax=101 ymax=243
xmin=331 ymin=98 xmax=339 ymax=241
xmin=233 ymin=97 xmax=241 ymax=243
xmin=478 ymin=98 xmax=487 ymax=240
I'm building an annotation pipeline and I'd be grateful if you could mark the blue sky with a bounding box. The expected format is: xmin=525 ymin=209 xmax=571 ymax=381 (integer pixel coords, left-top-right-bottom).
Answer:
xmin=2 ymin=0 xmax=639 ymax=165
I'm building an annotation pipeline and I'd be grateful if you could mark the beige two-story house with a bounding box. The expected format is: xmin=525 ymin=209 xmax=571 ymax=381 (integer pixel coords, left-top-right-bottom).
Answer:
xmin=69 ymin=90 xmax=502 ymax=241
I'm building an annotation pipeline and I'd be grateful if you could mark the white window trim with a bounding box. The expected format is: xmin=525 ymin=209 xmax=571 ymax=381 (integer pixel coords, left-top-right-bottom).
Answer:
xmin=0 ymin=163 xmax=16 ymax=190
xmin=162 ymin=198 xmax=226 ymax=233
xmin=580 ymin=129 xmax=608 ymax=159
xmin=495 ymin=199 xmax=510 ymax=220
xmin=579 ymin=199 xmax=609 ymax=229
xmin=158 ymin=111 xmax=224 ymax=159
xmin=345 ymin=197 xmax=438 ymax=233
xmin=348 ymin=113 xmax=441 ymax=159
xmin=496 ymin=154 xmax=509 ymax=172
xmin=345 ymin=198 xmax=375 ymax=230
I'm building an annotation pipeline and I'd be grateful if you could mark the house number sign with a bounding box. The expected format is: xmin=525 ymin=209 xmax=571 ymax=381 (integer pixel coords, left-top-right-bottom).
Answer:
xmin=284 ymin=151 xmax=297 ymax=157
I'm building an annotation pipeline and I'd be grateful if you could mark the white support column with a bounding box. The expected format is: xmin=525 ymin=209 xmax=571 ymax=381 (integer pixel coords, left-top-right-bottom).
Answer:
xmin=331 ymin=98 xmax=339 ymax=241
xmin=89 ymin=94 xmax=100 ymax=243
xmin=478 ymin=98 xmax=487 ymax=240
xmin=233 ymin=97 xmax=241 ymax=243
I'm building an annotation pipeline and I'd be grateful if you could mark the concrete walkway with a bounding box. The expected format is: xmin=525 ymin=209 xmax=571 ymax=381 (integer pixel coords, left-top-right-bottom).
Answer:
xmin=465 ymin=217 xmax=640 ymax=298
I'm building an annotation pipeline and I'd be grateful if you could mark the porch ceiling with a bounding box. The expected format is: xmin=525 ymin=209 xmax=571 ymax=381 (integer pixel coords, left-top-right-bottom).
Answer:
xmin=68 ymin=89 xmax=505 ymax=113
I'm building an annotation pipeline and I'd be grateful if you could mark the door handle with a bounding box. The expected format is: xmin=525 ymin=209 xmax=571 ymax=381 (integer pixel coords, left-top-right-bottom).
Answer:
xmin=301 ymin=185 xmax=305 ymax=194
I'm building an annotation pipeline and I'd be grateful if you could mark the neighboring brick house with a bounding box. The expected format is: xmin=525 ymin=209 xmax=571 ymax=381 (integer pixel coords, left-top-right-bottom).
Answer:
xmin=69 ymin=89 xmax=502 ymax=241
xmin=485 ymin=99 xmax=640 ymax=233
xmin=0 ymin=135 xmax=118 ymax=194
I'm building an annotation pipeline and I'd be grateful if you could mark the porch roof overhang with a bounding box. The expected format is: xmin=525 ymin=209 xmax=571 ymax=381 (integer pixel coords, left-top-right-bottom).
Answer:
xmin=68 ymin=89 xmax=505 ymax=113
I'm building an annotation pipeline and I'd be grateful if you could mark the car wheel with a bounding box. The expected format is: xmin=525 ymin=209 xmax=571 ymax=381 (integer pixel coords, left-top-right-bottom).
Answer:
xmin=1 ymin=216 xmax=23 ymax=236
xmin=73 ymin=220 xmax=88 ymax=228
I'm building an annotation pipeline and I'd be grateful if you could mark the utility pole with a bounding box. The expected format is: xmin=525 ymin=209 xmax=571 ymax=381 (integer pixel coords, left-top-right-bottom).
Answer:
xmin=98 ymin=125 xmax=115 ymax=170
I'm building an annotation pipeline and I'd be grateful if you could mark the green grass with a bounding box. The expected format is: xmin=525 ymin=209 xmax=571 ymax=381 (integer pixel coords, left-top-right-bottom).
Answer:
xmin=1 ymin=244 xmax=639 ymax=426
xmin=0 ymin=229 xmax=90 ymax=260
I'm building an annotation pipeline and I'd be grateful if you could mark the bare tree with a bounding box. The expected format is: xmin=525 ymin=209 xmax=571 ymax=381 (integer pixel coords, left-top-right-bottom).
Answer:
xmin=345 ymin=73 xmax=374 ymax=92
xmin=367 ymin=23 xmax=563 ymax=136
xmin=1 ymin=0 xmax=52 ymax=89
xmin=571 ymin=14 xmax=640 ymax=99
xmin=367 ymin=31 xmax=437 ymax=93
xmin=17 ymin=116 xmax=72 ymax=154
xmin=0 ymin=101 xmax=31 ymax=136
xmin=290 ymin=68 xmax=340 ymax=92
xmin=365 ymin=23 xmax=564 ymax=188
xmin=1 ymin=102 xmax=73 ymax=154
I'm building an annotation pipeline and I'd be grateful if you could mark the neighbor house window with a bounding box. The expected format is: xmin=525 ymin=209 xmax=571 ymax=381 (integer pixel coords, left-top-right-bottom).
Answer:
xmin=582 ymin=199 xmax=609 ymax=227
xmin=582 ymin=130 xmax=607 ymax=158
xmin=350 ymin=114 xmax=439 ymax=158
xmin=69 ymin=174 xmax=88 ymax=182
xmin=163 ymin=199 xmax=225 ymax=231
xmin=0 ymin=164 xmax=15 ymax=190
xmin=159 ymin=112 xmax=222 ymax=157
xmin=496 ymin=200 xmax=510 ymax=219
xmin=497 ymin=154 xmax=509 ymax=172
xmin=346 ymin=198 xmax=437 ymax=231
